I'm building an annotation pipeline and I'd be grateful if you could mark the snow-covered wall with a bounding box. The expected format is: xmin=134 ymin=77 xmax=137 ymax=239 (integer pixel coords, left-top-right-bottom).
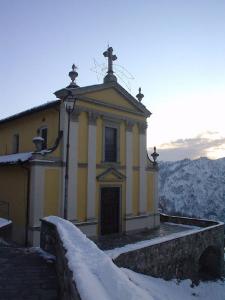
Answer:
xmin=113 ymin=215 xmax=224 ymax=281
xmin=41 ymin=216 xmax=151 ymax=300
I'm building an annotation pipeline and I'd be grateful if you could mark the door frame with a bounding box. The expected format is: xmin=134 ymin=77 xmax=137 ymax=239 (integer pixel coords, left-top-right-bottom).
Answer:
xmin=98 ymin=184 xmax=122 ymax=236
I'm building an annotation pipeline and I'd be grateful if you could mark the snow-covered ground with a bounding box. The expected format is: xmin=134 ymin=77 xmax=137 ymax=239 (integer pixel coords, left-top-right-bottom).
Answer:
xmin=45 ymin=216 xmax=225 ymax=300
xmin=123 ymin=268 xmax=225 ymax=300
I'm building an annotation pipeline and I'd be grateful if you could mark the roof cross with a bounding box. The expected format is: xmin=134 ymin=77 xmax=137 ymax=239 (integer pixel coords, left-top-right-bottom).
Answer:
xmin=103 ymin=46 xmax=118 ymax=83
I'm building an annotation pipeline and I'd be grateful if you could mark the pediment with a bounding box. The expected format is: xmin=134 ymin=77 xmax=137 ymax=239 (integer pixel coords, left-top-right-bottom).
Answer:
xmin=96 ymin=167 xmax=126 ymax=182
xmin=82 ymin=87 xmax=140 ymax=112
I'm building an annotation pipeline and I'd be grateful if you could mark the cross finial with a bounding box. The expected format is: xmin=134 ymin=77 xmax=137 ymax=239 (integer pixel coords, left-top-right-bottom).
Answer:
xmin=103 ymin=46 xmax=118 ymax=83
xmin=68 ymin=64 xmax=79 ymax=88
xmin=136 ymin=87 xmax=144 ymax=102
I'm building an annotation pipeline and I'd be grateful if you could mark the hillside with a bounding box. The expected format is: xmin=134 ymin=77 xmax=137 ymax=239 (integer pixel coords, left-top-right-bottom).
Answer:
xmin=159 ymin=157 xmax=225 ymax=223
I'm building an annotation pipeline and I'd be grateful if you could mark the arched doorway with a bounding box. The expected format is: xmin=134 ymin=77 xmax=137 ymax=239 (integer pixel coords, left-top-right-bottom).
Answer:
xmin=198 ymin=246 xmax=221 ymax=280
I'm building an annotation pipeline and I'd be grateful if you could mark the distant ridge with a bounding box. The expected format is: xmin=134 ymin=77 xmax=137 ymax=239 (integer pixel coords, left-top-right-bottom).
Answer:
xmin=159 ymin=157 xmax=225 ymax=223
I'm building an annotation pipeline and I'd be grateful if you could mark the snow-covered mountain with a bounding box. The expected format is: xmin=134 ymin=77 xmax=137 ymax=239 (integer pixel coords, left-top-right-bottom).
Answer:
xmin=159 ymin=157 xmax=225 ymax=223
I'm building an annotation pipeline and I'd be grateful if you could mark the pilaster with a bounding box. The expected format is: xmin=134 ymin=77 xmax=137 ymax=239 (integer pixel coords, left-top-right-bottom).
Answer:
xmin=67 ymin=111 xmax=79 ymax=221
xmin=125 ymin=121 xmax=134 ymax=216
xmin=139 ymin=122 xmax=147 ymax=214
xmin=87 ymin=112 xmax=98 ymax=220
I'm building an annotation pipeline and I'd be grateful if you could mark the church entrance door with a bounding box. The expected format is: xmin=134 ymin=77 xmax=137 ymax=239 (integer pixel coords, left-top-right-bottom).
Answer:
xmin=100 ymin=187 xmax=120 ymax=235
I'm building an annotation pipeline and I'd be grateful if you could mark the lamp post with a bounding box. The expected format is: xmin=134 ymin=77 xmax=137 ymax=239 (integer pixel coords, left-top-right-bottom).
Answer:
xmin=151 ymin=146 xmax=159 ymax=165
xmin=64 ymin=97 xmax=76 ymax=219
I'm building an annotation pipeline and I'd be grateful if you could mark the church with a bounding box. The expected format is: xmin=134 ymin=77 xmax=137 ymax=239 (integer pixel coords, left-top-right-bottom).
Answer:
xmin=0 ymin=47 xmax=159 ymax=246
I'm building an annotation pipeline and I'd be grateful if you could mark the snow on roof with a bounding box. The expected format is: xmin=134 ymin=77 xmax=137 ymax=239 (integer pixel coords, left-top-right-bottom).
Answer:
xmin=0 ymin=152 xmax=32 ymax=165
xmin=44 ymin=216 xmax=151 ymax=300
xmin=0 ymin=218 xmax=11 ymax=228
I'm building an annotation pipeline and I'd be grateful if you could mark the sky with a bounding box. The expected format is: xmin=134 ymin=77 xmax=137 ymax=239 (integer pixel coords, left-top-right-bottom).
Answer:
xmin=1 ymin=0 xmax=225 ymax=161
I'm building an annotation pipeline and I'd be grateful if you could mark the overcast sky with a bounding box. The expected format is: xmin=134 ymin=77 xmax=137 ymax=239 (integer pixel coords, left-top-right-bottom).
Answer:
xmin=1 ymin=1 xmax=225 ymax=161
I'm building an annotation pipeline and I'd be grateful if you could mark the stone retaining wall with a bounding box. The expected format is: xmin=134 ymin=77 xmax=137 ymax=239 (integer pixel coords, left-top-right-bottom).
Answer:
xmin=40 ymin=219 xmax=81 ymax=300
xmin=114 ymin=214 xmax=224 ymax=282
xmin=0 ymin=222 xmax=12 ymax=242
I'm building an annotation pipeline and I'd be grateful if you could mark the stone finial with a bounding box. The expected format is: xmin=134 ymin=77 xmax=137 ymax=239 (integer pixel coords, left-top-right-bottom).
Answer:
xmin=136 ymin=87 xmax=144 ymax=102
xmin=68 ymin=64 xmax=79 ymax=88
xmin=103 ymin=46 xmax=117 ymax=83
xmin=32 ymin=136 xmax=44 ymax=152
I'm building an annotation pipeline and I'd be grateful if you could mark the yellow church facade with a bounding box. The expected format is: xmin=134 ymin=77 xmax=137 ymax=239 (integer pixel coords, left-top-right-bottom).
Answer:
xmin=0 ymin=47 xmax=159 ymax=245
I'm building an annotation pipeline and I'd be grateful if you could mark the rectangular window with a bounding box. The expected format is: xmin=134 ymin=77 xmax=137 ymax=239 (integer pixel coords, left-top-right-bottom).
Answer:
xmin=105 ymin=126 xmax=117 ymax=162
xmin=12 ymin=134 xmax=19 ymax=153
xmin=40 ymin=127 xmax=48 ymax=150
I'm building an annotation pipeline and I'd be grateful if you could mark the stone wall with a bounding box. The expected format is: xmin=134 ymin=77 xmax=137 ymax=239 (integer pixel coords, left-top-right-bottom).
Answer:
xmin=114 ymin=215 xmax=224 ymax=282
xmin=40 ymin=219 xmax=81 ymax=300
xmin=0 ymin=222 xmax=12 ymax=242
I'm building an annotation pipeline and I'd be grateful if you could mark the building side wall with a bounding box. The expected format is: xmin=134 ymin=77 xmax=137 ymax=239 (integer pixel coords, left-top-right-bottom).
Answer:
xmin=0 ymin=107 xmax=60 ymax=157
xmin=0 ymin=166 xmax=27 ymax=244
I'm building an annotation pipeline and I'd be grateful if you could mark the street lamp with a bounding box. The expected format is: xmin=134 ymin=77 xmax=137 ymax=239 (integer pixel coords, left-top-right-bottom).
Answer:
xmin=62 ymin=64 xmax=79 ymax=220
xmin=151 ymin=146 xmax=159 ymax=165
xmin=64 ymin=97 xmax=76 ymax=219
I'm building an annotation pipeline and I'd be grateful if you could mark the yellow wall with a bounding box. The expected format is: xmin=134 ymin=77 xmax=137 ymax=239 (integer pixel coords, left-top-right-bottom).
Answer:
xmin=0 ymin=106 xmax=60 ymax=157
xmin=84 ymin=88 xmax=138 ymax=111
xmin=74 ymin=88 xmax=146 ymax=223
xmin=0 ymin=86 xmax=155 ymax=239
xmin=0 ymin=166 xmax=27 ymax=244
xmin=44 ymin=168 xmax=60 ymax=216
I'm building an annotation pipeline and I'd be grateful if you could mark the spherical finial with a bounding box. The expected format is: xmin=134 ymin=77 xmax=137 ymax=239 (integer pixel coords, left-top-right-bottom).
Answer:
xmin=68 ymin=64 xmax=78 ymax=87
xmin=136 ymin=87 xmax=144 ymax=102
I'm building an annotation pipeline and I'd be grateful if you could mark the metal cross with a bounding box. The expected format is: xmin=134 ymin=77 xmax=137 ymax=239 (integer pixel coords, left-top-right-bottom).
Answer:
xmin=103 ymin=47 xmax=117 ymax=75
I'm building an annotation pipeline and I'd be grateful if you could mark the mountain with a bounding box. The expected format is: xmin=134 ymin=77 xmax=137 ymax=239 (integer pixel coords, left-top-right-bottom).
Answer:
xmin=159 ymin=157 xmax=225 ymax=223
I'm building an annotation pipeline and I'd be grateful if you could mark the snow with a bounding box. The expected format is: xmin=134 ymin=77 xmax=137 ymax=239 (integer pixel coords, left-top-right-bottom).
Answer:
xmin=123 ymin=268 xmax=225 ymax=300
xmin=159 ymin=158 xmax=225 ymax=223
xmin=0 ymin=152 xmax=32 ymax=164
xmin=0 ymin=218 xmax=11 ymax=228
xmin=29 ymin=247 xmax=56 ymax=263
xmin=44 ymin=216 xmax=151 ymax=300
xmin=44 ymin=216 xmax=225 ymax=300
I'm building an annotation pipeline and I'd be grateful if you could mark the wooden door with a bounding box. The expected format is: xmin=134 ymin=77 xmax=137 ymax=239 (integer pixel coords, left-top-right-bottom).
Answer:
xmin=100 ymin=187 xmax=120 ymax=235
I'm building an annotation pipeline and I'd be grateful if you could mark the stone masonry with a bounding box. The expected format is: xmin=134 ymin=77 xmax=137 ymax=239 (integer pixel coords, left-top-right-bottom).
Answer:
xmin=114 ymin=214 xmax=224 ymax=282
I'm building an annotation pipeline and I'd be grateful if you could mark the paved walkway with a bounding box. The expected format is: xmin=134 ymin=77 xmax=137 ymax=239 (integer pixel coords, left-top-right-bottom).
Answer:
xmin=0 ymin=245 xmax=59 ymax=300
xmin=92 ymin=222 xmax=196 ymax=250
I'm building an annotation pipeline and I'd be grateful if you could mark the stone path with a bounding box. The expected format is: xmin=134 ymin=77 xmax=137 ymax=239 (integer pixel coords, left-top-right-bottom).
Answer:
xmin=0 ymin=246 xmax=59 ymax=300
xmin=93 ymin=222 xmax=196 ymax=250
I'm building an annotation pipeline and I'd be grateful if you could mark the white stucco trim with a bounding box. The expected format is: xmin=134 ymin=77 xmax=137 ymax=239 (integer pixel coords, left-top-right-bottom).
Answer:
xmin=29 ymin=165 xmax=45 ymax=228
xmin=125 ymin=130 xmax=133 ymax=215
xmin=59 ymin=103 xmax=67 ymax=217
xmin=153 ymin=171 xmax=159 ymax=214
xmin=139 ymin=133 xmax=147 ymax=214
xmin=67 ymin=119 xmax=79 ymax=220
xmin=87 ymin=123 xmax=97 ymax=220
